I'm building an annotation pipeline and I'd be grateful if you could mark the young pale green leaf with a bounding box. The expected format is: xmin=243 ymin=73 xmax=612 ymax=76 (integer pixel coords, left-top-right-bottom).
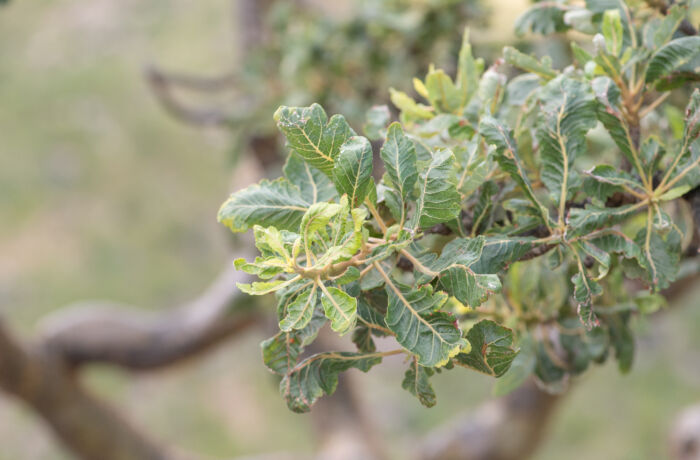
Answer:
xmin=425 ymin=237 xmax=502 ymax=308
xmin=281 ymin=351 xmax=383 ymax=413
xmin=456 ymin=28 xmax=483 ymax=111
xmin=537 ymin=76 xmax=597 ymax=214
xmin=380 ymin=123 xmax=418 ymax=224
xmin=503 ymin=46 xmax=557 ymax=80
xmin=332 ymin=136 xmax=374 ymax=207
xmin=283 ymin=153 xmax=338 ymax=204
xmin=402 ymin=359 xmax=436 ymax=408
xmin=274 ymin=104 xmax=355 ymax=175
xmin=319 ymin=285 xmax=357 ymax=335
xmin=253 ymin=225 xmax=291 ymax=260
xmin=390 ymin=88 xmax=434 ymax=122
xmin=602 ymin=9 xmax=623 ymax=56
xmin=454 ymin=320 xmax=517 ymax=377
xmin=300 ymin=202 xmax=342 ymax=247
xmin=218 ymin=178 xmax=309 ymax=233
xmin=279 ymin=285 xmax=318 ymax=332
xmin=515 ymin=3 xmax=570 ymax=36
xmin=425 ymin=66 xmax=462 ymax=114
xmin=384 ymin=279 xmax=466 ymax=367
xmin=645 ymin=37 xmax=700 ymax=88
xmin=238 ymin=277 xmax=300 ymax=296
xmin=411 ymin=149 xmax=461 ymax=229
xmin=479 ymin=116 xmax=550 ymax=226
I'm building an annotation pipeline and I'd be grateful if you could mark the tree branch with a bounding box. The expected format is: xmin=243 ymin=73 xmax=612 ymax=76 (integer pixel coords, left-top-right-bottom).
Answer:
xmin=39 ymin=261 xmax=259 ymax=370
xmin=0 ymin=320 xmax=181 ymax=460
xmin=418 ymin=379 xmax=561 ymax=460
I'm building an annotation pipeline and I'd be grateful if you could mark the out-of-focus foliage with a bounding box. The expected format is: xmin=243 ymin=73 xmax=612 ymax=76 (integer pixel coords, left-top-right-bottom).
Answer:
xmin=226 ymin=0 xmax=487 ymax=155
xmin=220 ymin=0 xmax=700 ymax=413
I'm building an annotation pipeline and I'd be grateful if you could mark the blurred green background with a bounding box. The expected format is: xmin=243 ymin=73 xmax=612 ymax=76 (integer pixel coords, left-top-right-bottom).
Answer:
xmin=0 ymin=1 xmax=699 ymax=459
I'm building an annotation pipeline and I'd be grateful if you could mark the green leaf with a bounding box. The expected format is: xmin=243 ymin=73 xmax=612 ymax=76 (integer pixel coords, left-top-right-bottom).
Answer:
xmin=479 ymin=116 xmax=550 ymax=226
xmin=352 ymin=326 xmax=376 ymax=353
xmin=363 ymin=105 xmax=391 ymax=141
xmin=384 ymin=279 xmax=466 ymax=367
xmin=380 ymin=123 xmax=419 ymax=224
xmin=492 ymin=335 xmax=536 ymax=396
xmin=390 ymin=88 xmax=434 ymax=122
xmin=281 ymin=351 xmax=383 ymax=413
xmin=332 ymin=136 xmax=374 ymax=207
xmin=218 ymin=178 xmax=309 ymax=233
xmin=537 ymin=76 xmax=597 ymax=214
xmin=455 ymin=139 xmax=491 ymax=199
xmin=636 ymin=223 xmax=681 ymax=290
xmin=456 ymin=28 xmax=483 ymax=111
xmin=471 ymin=181 xmax=498 ymax=235
xmin=319 ymin=285 xmax=357 ymax=335
xmin=454 ymin=320 xmax=517 ymax=377
xmin=587 ymin=231 xmax=645 ymax=269
xmin=425 ymin=237 xmax=502 ymax=308
xmin=279 ymin=285 xmax=318 ymax=332
xmin=583 ymin=164 xmax=645 ymax=203
xmin=470 ymin=237 xmax=535 ymax=274
xmin=662 ymin=90 xmax=700 ymax=184
xmin=591 ymin=77 xmax=642 ymax=172
xmin=503 ymin=46 xmax=557 ymax=80
xmin=571 ymin=268 xmax=603 ymax=329
xmin=567 ymin=203 xmax=644 ymax=236
xmin=649 ymin=3 xmax=687 ymax=49
xmin=402 ymin=359 xmax=436 ymax=407
xmin=283 ymin=153 xmax=338 ymax=204
xmin=238 ymin=277 xmax=300 ymax=296
xmin=602 ymin=9 xmax=623 ymax=56
xmin=262 ymin=307 xmax=325 ymax=375
xmin=411 ymin=149 xmax=461 ymax=229
xmin=515 ymin=3 xmax=570 ymax=36
xmin=300 ymin=202 xmax=343 ymax=248
xmin=274 ymin=104 xmax=355 ymax=175
xmin=607 ymin=312 xmax=634 ymax=373
xmin=645 ymin=37 xmax=700 ymax=88
xmin=425 ymin=66 xmax=462 ymax=114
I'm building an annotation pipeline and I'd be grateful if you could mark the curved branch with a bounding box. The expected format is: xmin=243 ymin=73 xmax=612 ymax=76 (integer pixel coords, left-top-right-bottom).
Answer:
xmin=39 ymin=261 xmax=260 ymax=370
xmin=0 ymin=321 xmax=181 ymax=460
xmin=419 ymin=379 xmax=561 ymax=460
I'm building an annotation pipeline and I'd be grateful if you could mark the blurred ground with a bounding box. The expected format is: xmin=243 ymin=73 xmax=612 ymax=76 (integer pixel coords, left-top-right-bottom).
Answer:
xmin=0 ymin=1 xmax=699 ymax=459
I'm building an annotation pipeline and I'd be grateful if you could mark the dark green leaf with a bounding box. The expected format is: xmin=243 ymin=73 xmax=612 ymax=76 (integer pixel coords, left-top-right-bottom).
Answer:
xmin=218 ymin=178 xmax=309 ymax=233
xmin=402 ymin=359 xmax=436 ymax=407
xmin=384 ymin=279 xmax=466 ymax=367
xmin=454 ymin=320 xmax=517 ymax=377
xmin=281 ymin=351 xmax=383 ymax=413
xmin=275 ymin=104 xmax=355 ymax=175
xmin=332 ymin=136 xmax=374 ymax=207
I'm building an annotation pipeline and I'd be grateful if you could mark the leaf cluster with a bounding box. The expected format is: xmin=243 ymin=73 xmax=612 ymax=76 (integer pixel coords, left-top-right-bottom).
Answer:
xmin=220 ymin=0 xmax=700 ymax=410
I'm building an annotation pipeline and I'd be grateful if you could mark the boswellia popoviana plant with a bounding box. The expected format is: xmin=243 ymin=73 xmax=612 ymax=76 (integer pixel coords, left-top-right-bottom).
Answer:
xmin=218 ymin=0 xmax=700 ymax=412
